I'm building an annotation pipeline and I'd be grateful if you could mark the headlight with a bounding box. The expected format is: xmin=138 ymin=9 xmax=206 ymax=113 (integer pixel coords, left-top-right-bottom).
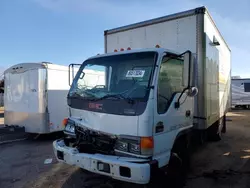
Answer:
xmin=115 ymin=140 xmax=129 ymax=152
xmin=129 ymin=143 xmax=140 ymax=154
xmin=115 ymin=136 xmax=153 ymax=156
xmin=115 ymin=139 xmax=140 ymax=154
xmin=65 ymin=124 xmax=75 ymax=133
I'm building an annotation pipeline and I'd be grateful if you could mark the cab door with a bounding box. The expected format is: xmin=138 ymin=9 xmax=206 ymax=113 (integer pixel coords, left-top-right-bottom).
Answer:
xmin=152 ymin=54 xmax=194 ymax=167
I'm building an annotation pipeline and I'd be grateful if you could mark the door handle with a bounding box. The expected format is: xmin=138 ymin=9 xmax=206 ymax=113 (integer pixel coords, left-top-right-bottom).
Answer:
xmin=155 ymin=121 xmax=164 ymax=133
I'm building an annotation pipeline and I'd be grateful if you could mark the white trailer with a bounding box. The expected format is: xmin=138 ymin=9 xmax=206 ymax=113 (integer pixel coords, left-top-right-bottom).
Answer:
xmin=231 ymin=78 xmax=250 ymax=108
xmin=4 ymin=62 xmax=105 ymax=134
xmin=53 ymin=6 xmax=231 ymax=186
xmin=4 ymin=62 xmax=71 ymax=134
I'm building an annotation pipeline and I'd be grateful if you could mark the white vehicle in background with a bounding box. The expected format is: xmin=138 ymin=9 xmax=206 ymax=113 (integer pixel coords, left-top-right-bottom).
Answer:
xmin=53 ymin=6 xmax=231 ymax=186
xmin=4 ymin=62 xmax=70 ymax=134
xmin=4 ymin=62 xmax=105 ymax=134
xmin=231 ymin=78 xmax=250 ymax=109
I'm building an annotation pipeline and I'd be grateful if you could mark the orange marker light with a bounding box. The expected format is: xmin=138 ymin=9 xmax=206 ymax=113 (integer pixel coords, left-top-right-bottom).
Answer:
xmin=140 ymin=137 xmax=154 ymax=149
xmin=120 ymin=48 xmax=124 ymax=51
xmin=155 ymin=44 xmax=160 ymax=48
xmin=114 ymin=49 xmax=118 ymax=52
xmin=140 ymin=137 xmax=154 ymax=156
xmin=62 ymin=118 xmax=68 ymax=127
xmin=127 ymin=47 xmax=131 ymax=50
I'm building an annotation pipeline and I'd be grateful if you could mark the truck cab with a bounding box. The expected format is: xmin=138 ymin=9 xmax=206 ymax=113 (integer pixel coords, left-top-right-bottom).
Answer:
xmin=53 ymin=47 xmax=197 ymax=185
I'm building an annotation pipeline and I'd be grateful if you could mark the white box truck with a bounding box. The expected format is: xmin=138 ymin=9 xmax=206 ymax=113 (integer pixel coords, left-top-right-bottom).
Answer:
xmin=231 ymin=78 xmax=250 ymax=108
xmin=4 ymin=62 xmax=72 ymax=134
xmin=53 ymin=6 xmax=231 ymax=186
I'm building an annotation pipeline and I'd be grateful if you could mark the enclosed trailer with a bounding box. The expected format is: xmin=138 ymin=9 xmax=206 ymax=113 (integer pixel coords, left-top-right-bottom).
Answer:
xmin=4 ymin=62 xmax=71 ymax=134
xmin=231 ymin=78 xmax=250 ymax=108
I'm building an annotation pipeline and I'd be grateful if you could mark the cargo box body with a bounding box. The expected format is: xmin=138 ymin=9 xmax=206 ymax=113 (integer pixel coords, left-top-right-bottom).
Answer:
xmin=104 ymin=7 xmax=231 ymax=130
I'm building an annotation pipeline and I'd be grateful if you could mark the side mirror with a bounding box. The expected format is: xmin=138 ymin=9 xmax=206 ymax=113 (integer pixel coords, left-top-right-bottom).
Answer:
xmin=175 ymin=51 xmax=195 ymax=109
xmin=68 ymin=63 xmax=82 ymax=86
xmin=182 ymin=51 xmax=194 ymax=88
xmin=187 ymin=86 xmax=198 ymax=97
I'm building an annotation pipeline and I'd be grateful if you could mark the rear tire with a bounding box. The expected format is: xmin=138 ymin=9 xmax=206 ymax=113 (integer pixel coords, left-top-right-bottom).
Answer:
xmin=221 ymin=115 xmax=227 ymax=133
xmin=212 ymin=124 xmax=222 ymax=141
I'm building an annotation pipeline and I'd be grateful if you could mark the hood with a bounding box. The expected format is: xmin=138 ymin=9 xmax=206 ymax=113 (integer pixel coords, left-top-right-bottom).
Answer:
xmin=70 ymin=108 xmax=139 ymax=136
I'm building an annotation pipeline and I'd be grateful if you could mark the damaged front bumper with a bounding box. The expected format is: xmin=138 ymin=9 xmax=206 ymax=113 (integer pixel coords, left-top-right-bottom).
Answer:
xmin=53 ymin=139 xmax=156 ymax=184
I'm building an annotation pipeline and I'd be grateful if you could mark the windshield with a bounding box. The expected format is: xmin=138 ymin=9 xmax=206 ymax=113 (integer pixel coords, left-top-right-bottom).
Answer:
xmin=69 ymin=52 xmax=157 ymax=102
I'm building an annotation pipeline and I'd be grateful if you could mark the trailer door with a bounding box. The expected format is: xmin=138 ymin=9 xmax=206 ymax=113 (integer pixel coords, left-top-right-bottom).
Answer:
xmin=5 ymin=68 xmax=45 ymax=113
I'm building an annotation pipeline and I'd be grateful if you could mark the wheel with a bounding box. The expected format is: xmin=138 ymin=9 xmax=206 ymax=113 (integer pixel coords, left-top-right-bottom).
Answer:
xmin=166 ymin=136 xmax=190 ymax=188
xmin=221 ymin=115 xmax=227 ymax=133
xmin=212 ymin=124 xmax=222 ymax=141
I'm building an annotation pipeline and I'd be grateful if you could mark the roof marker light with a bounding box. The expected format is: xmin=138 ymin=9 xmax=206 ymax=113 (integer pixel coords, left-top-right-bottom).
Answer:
xmin=114 ymin=49 xmax=118 ymax=52
xmin=120 ymin=48 xmax=124 ymax=51
xmin=127 ymin=47 xmax=131 ymax=50
xmin=155 ymin=44 xmax=160 ymax=48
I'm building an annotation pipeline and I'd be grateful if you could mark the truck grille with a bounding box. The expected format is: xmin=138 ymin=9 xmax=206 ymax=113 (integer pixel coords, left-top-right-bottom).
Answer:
xmin=75 ymin=126 xmax=117 ymax=155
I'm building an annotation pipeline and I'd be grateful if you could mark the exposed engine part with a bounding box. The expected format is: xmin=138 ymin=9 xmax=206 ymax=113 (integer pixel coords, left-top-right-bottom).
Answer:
xmin=74 ymin=126 xmax=117 ymax=155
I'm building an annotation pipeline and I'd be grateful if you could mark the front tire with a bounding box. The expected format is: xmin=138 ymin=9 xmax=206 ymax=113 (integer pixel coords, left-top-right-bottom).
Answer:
xmin=166 ymin=136 xmax=190 ymax=188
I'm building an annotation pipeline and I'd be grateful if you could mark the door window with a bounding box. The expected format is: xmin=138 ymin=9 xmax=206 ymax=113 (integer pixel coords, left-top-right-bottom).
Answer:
xmin=157 ymin=56 xmax=184 ymax=114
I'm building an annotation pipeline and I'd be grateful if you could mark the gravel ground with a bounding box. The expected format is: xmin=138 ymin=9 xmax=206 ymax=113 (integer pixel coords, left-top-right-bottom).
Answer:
xmin=1 ymin=109 xmax=250 ymax=188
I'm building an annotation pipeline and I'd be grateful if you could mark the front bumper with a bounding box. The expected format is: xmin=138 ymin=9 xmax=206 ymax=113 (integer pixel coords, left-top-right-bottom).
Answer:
xmin=53 ymin=139 xmax=154 ymax=184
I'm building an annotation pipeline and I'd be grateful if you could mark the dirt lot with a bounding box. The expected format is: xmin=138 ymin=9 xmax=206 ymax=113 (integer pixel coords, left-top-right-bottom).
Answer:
xmin=1 ymin=110 xmax=250 ymax=188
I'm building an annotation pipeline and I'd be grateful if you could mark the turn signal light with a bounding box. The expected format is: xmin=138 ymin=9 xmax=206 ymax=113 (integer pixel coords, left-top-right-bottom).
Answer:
xmin=140 ymin=137 xmax=154 ymax=156
xmin=140 ymin=137 xmax=154 ymax=149
xmin=62 ymin=118 xmax=68 ymax=127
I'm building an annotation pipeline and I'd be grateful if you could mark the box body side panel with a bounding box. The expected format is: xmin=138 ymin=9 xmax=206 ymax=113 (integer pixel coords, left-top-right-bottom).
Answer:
xmin=204 ymin=13 xmax=231 ymax=127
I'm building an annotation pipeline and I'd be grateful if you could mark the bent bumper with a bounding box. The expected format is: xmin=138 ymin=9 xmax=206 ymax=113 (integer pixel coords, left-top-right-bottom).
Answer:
xmin=53 ymin=139 xmax=153 ymax=184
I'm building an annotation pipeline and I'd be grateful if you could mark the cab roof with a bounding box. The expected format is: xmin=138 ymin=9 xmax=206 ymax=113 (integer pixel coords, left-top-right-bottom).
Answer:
xmin=86 ymin=47 xmax=182 ymax=61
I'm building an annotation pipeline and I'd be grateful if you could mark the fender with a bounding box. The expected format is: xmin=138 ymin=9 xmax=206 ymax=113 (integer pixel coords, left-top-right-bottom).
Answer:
xmin=172 ymin=127 xmax=193 ymax=151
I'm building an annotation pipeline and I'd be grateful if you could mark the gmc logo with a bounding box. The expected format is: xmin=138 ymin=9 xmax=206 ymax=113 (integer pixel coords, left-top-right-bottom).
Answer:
xmin=88 ymin=103 xmax=103 ymax=110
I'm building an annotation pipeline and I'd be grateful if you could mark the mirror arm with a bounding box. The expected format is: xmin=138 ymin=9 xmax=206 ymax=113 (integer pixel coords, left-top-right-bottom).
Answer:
xmin=175 ymin=50 xmax=192 ymax=109
xmin=187 ymin=50 xmax=192 ymax=88
xmin=174 ymin=87 xmax=188 ymax=109
xmin=68 ymin=63 xmax=82 ymax=86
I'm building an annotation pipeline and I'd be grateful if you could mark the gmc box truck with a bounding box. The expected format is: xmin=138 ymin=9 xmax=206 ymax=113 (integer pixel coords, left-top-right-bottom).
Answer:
xmin=53 ymin=6 xmax=231 ymax=187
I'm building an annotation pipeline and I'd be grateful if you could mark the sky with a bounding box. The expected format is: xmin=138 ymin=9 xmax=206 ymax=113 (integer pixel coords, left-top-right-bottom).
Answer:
xmin=0 ymin=0 xmax=250 ymax=77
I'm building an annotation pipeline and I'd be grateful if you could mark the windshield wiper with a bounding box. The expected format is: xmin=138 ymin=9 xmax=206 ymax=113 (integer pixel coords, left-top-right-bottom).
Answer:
xmin=70 ymin=90 xmax=97 ymax=98
xmin=91 ymin=94 xmax=135 ymax=104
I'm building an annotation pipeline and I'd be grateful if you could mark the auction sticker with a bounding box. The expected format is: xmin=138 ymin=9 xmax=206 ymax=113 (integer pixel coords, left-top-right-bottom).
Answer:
xmin=126 ymin=70 xmax=145 ymax=78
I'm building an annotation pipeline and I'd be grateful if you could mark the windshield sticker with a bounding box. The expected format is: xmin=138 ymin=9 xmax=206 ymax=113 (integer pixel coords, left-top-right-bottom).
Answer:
xmin=126 ymin=70 xmax=145 ymax=78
